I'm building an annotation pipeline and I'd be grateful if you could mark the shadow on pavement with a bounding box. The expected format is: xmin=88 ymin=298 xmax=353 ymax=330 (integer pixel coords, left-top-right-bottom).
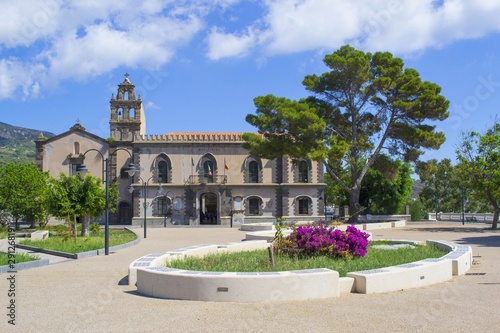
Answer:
xmin=455 ymin=235 xmax=500 ymax=248
xmin=118 ymin=275 xmax=129 ymax=285
xmin=406 ymin=227 xmax=492 ymax=233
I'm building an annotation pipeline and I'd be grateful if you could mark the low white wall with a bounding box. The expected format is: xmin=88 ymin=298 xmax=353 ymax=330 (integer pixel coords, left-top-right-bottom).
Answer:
xmin=347 ymin=259 xmax=452 ymax=294
xmin=128 ymin=253 xmax=170 ymax=286
xmin=131 ymin=238 xmax=472 ymax=300
xmin=129 ymin=242 xmax=270 ymax=286
xmin=347 ymin=239 xmax=473 ymax=294
xmin=137 ymin=268 xmax=339 ymax=302
xmin=427 ymin=240 xmax=473 ymax=276
xmin=362 ymin=222 xmax=393 ymax=230
xmin=359 ymin=214 xmax=411 ymax=222
xmin=433 ymin=213 xmax=494 ymax=223
xmin=339 ymin=277 xmax=355 ymax=294
xmin=31 ymin=230 xmax=49 ymax=240
xmin=239 ymin=223 xmax=275 ymax=231
xmin=245 ymin=221 xmax=405 ymax=241
xmin=217 ymin=240 xmax=269 ymax=253
xmin=391 ymin=221 xmax=406 ymax=228
xmin=166 ymin=244 xmax=219 ymax=258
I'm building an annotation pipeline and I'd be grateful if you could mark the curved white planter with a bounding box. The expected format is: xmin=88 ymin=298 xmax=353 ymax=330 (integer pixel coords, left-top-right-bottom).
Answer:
xmin=239 ymin=223 xmax=275 ymax=231
xmin=130 ymin=238 xmax=472 ymax=302
xmin=137 ymin=267 xmax=339 ymax=302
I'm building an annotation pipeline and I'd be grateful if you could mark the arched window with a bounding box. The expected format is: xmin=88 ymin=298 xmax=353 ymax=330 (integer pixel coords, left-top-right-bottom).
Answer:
xmin=73 ymin=142 xmax=80 ymax=155
xmin=297 ymin=197 xmax=310 ymax=215
xmin=129 ymin=108 xmax=135 ymax=119
xmin=203 ymin=160 xmax=214 ymax=183
xmin=155 ymin=197 xmax=170 ymax=217
xmin=247 ymin=197 xmax=261 ymax=216
xmin=118 ymin=108 xmax=124 ymax=118
xmin=158 ymin=161 xmax=168 ymax=183
xmin=298 ymin=160 xmax=309 ymax=183
xmin=248 ymin=161 xmax=259 ymax=183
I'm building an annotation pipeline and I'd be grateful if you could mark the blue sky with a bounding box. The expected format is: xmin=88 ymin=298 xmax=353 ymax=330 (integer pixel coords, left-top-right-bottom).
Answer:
xmin=1 ymin=0 xmax=499 ymax=163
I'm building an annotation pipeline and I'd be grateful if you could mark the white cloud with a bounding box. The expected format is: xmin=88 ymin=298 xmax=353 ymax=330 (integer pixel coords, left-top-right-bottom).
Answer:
xmin=145 ymin=101 xmax=160 ymax=110
xmin=207 ymin=27 xmax=258 ymax=59
xmin=206 ymin=0 xmax=500 ymax=58
xmin=0 ymin=0 xmax=62 ymax=47
xmin=0 ymin=0 xmax=206 ymax=100
xmin=2 ymin=0 xmax=500 ymax=100
xmin=46 ymin=15 xmax=202 ymax=82
xmin=0 ymin=58 xmax=46 ymax=99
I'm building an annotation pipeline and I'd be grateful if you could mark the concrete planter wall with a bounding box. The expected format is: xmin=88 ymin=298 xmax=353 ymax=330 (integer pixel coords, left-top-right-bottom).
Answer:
xmin=0 ymin=258 xmax=50 ymax=274
xmin=130 ymin=238 xmax=472 ymax=302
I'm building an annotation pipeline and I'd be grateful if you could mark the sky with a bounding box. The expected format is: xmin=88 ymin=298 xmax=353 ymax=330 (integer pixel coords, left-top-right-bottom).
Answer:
xmin=1 ymin=0 xmax=499 ymax=163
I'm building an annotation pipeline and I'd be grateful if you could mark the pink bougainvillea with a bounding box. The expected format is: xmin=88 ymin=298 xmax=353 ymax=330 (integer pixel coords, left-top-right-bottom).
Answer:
xmin=277 ymin=224 xmax=370 ymax=259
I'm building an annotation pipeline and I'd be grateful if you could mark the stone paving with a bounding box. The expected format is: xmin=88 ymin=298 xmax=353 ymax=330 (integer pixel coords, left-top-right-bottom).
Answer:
xmin=1 ymin=222 xmax=499 ymax=333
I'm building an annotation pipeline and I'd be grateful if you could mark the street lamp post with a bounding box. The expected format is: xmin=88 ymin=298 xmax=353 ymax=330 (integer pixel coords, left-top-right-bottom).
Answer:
xmin=128 ymin=176 xmax=163 ymax=239
xmin=461 ymin=187 xmax=465 ymax=225
xmin=77 ymin=148 xmax=136 ymax=255
xmin=162 ymin=191 xmax=174 ymax=228
xmin=143 ymin=180 xmax=148 ymax=238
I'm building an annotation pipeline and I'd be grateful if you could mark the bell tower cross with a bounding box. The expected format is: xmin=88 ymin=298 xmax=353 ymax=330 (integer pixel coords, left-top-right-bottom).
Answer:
xmin=109 ymin=73 xmax=146 ymax=141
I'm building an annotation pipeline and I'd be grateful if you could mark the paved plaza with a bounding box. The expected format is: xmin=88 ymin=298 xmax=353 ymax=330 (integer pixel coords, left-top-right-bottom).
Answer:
xmin=1 ymin=222 xmax=499 ymax=333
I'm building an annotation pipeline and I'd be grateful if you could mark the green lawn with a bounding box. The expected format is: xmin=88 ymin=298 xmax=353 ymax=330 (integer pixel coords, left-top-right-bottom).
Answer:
xmin=0 ymin=252 xmax=40 ymax=266
xmin=19 ymin=229 xmax=137 ymax=254
xmin=167 ymin=242 xmax=448 ymax=277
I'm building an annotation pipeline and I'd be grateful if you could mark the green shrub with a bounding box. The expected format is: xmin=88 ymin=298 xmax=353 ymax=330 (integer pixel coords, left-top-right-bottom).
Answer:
xmin=409 ymin=199 xmax=425 ymax=221
xmin=89 ymin=222 xmax=101 ymax=233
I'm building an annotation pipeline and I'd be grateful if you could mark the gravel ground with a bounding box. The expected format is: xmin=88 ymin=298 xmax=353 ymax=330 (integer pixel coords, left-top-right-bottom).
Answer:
xmin=1 ymin=222 xmax=499 ymax=333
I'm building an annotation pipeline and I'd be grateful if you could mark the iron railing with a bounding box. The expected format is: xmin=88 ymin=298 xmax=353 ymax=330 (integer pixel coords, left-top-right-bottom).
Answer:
xmin=185 ymin=175 xmax=227 ymax=185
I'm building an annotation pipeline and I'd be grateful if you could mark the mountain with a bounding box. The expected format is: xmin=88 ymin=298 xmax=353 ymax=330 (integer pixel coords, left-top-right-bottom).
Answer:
xmin=411 ymin=180 xmax=424 ymax=200
xmin=0 ymin=122 xmax=56 ymax=166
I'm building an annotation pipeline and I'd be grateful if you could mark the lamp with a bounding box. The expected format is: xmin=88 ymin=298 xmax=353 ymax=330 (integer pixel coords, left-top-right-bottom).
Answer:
xmin=128 ymin=175 xmax=163 ymax=238
xmin=161 ymin=191 xmax=174 ymax=228
xmin=125 ymin=163 xmax=137 ymax=176
xmin=76 ymin=164 xmax=89 ymax=174
xmin=77 ymin=148 xmax=136 ymax=255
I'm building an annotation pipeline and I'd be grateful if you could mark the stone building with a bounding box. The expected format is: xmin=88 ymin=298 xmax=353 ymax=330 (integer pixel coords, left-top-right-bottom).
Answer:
xmin=35 ymin=75 xmax=326 ymax=226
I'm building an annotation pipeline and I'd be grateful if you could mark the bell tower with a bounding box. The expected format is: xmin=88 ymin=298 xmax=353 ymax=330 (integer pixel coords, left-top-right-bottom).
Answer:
xmin=109 ymin=73 xmax=146 ymax=141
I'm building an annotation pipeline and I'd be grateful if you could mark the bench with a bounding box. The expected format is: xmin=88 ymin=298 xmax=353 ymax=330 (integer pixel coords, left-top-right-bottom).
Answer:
xmin=31 ymin=230 xmax=49 ymax=241
xmin=465 ymin=217 xmax=477 ymax=222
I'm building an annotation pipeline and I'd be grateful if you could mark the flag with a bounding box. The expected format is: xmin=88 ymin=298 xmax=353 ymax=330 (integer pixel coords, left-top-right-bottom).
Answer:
xmin=207 ymin=164 xmax=212 ymax=176
xmin=191 ymin=157 xmax=194 ymax=167
xmin=225 ymin=163 xmax=229 ymax=170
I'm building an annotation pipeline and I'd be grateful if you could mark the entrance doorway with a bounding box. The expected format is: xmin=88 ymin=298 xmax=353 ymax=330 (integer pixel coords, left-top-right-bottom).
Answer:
xmin=200 ymin=192 xmax=218 ymax=225
xmin=118 ymin=202 xmax=132 ymax=225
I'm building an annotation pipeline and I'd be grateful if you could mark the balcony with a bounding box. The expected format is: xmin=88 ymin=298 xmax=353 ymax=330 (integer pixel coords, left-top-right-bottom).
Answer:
xmin=186 ymin=175 xmax=227 ymax=185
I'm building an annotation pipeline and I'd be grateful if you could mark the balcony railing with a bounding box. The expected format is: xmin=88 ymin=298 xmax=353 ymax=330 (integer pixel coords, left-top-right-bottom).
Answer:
xmin=185 ymin=175 xmax=227 ymax=185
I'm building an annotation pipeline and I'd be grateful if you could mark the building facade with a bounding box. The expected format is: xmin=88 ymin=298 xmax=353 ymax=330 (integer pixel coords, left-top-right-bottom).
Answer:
xmin=36 ymin=75 xmax=326 ymax=226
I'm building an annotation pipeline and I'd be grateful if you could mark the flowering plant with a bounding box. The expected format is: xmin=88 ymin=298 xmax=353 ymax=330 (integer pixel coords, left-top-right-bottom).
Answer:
xmin=274 ymin=223 xmax=369 ymax=259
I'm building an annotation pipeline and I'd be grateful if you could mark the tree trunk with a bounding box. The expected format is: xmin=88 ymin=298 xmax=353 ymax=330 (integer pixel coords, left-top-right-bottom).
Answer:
xmin=81 ymin=216 xmax=89 ymax=236
xmin=73 ymin=215 xmax=77 ymax=240
xmin=492 ymin=209 xmax=499 ymax=230
xmin=348 ymin=187 xmax=362 ymax=224
xmin=483 ymin=188 xmax=499 ymax=229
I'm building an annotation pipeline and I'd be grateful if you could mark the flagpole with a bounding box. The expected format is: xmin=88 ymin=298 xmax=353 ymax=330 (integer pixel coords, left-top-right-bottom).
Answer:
xmin=191 ymin=157 xmax=194 ymax=184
